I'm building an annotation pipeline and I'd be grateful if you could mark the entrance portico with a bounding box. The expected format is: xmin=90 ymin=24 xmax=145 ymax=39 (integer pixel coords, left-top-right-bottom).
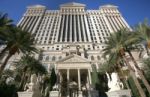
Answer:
xmin=56 ymin=54 xmax=92 ymax=97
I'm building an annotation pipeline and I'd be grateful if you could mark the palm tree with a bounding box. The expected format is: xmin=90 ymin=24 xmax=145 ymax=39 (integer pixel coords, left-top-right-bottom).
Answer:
xmin=102 ymin=29 xmax=146 ymax=97
xmin=0 ymin=27 xmax=37 ymax=76
xmin=99 ymin=61 xmax=116 ymax=74
xmin=0 ymin=13 xmax=14 ymax=56
xmin=142 ymin=57 xmax=150 ymax=83
xmin=133 ymin=19 xmax=150 ymax=55
xmin=0 ymin=13 xmax=13 ymax=27
xmin=130 ymin=20 xmax=150 ymax=94
xmin=15 ymin=55 xmax=47 ymax=90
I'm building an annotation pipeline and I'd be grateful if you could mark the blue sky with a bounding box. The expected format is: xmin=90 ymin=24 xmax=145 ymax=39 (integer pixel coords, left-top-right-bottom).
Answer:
xmin=0 ymin=0 xmax=150 ymax=26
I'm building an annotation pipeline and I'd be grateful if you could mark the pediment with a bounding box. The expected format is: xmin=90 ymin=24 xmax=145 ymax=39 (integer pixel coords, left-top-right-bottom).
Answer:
xmin=57 ymin=54 xmax=90 ymax=63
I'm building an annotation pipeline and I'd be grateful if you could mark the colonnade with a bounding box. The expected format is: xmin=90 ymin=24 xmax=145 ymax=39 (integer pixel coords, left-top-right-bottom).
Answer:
xmin=58 ymin=68 xmax=92 ymax=96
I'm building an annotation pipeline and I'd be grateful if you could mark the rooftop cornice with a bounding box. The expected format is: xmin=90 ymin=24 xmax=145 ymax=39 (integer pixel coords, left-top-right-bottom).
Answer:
xmin=27 ymin=5 xmax=46 ymax=9
xmin=100 ymin=4 xmax=118 ymax=8
xmin=60 ymin=2 xmax=86 ymax=7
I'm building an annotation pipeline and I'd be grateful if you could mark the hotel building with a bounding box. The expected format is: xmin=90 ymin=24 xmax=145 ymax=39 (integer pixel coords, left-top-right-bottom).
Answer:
xmin=5 ymin=2 xmax=131 ymax=96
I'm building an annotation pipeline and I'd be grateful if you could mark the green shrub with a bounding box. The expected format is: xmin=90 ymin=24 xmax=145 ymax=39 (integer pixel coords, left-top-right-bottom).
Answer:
xmin=0 ymin=82 xmax=18 ymax=97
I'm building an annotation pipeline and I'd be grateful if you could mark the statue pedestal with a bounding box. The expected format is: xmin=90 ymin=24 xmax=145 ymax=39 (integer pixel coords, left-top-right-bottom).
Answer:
xmin=78 ymin=91 xmax=82 ymax=97
xmin=49 ymin=91 xmax=59 ymax=97
xmin=89 ymin=90 xmax=99 ymax=97
xmin=106 ymin=89 xmax=131 ymax=97
xmin=18 ymin=92 xmax=33 ymax=97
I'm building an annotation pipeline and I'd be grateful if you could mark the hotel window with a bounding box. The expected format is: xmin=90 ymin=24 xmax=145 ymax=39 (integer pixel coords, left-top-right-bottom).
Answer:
xmin=46 ymin=56 xmax=49 ymax=61
xmin=59 ymin=56 xmax=62 ymax=60
xmin=52 ymin=56 xmax=56 ymax=61
xmin=39 ymin=55 xmax=43 ymax=61
xmin=92 ymin=64 xmax=97 ymax=70
xmin=56 ymin=48 xmax=59 ymax=50
xmin=97 ymin=56 xmax=101 ymax=60
xmin=91 ymin=56 xmax=94 ymax=60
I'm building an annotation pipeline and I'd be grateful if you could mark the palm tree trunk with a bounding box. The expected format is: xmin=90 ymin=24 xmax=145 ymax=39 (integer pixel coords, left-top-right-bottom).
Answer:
xmin=0 ymin=53 xmax=12 ymax=76
xmin=130 ymin=71 xmax=146 ymax=97
xmin=19 ymin=72 xmax=26 ymax=90
xmin=128 ymin=51 xmax=150 ymax=94
xmin=146 ymin=47 xmax=150 ymax=56
xmin=22 ymin=70 xmax=32 ymax=89
xmin=122 ymin=55 xmax=146 ymax=97
xmin=117 ymin=62 xmax=130 ymax=89
xmin=28 ymin=70 xmax=32 ymax=82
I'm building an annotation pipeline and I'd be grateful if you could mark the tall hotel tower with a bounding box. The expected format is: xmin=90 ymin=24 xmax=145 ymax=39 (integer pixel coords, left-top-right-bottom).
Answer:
xmin=15 ymin=2 xmax=130 ymax=96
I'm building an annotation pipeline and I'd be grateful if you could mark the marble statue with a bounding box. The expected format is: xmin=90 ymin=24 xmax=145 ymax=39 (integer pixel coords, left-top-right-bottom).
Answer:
xmin=106 ymin=72 xmax=124 ymax=92
xmin=25 ymin=74 xmax=41 ymax=97
xmin=6 ymin=77 xmax=14 ymax=85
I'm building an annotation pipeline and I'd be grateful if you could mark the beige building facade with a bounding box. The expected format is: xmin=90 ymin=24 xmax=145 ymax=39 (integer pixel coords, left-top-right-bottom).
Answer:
xmin=1 ymin=2 xmax=132 ymax=96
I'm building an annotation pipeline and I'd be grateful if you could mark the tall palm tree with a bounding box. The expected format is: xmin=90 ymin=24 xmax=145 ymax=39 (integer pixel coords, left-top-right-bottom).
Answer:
xmin=0 ymin=13 xmax=14 ymax=55
xmin=133 ymin=19 xmax=150 ymax=55
xmin=15 ymin=55 xmax=47 ymax=90
xmin=130 ymin=20 xmax=150 ymax=94
xmin=0 ymin=27 xmax=38 ymax=76
xmin=102 ymin=29 xmax=146 ymax=97
xmin=142 ymin=57 xmax=150 ymax=83
xmin=0 ymin=26 xmax=13 ymax=57
xmin=0 ymin=13 xmax=13 ymax=27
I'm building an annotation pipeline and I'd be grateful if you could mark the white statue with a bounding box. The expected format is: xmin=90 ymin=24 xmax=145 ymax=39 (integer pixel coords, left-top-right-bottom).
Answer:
xmin=25 ymin=74 xmax=41 ymax=97
xmin=6 ymin=77 xmax=14 ymax=85
xmin=106 ymin=72 xmax=124 ymax=92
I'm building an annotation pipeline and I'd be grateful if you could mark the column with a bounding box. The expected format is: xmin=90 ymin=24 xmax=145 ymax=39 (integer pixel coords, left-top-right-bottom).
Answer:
xmin=51 ymin=16 xmax=58 ymax=44
xmin=59 ymin=70 xmax=62 ymax=83
xmin=60 ymin=15 xmax=65 ymax=42
xmin=78 ymin=69 xmax=81 ymax=90
xmin=22 ymin=16 xmax=30 ymax=30
xmin=102 ymin=14 xmax=113 ymax=33
xmin=28 ymin=16 xmax=38 ymax=32
xmin=28 ymin=16 xmax=38 ymax=33
xmin=88 ymin=69 xmax=92 ymax=84
xmin=74 ymin=15 xmax=77 ymax=42
xmin=65 ymin=15 xmax=69 ymax=42
xmin=86 ymin=74 xmax=90 ymax=89
xmin=83 ymin=15 xmax=92 ymax=42
xmin=17 ymin=16 xmax=24 ymax=26
xmin=31 ymin=16 xmax=42 ymax=34
xmin=77 ymin=15 xmax=82 ymax=42
xmin=114 ymin=16 xmax=123 ymax=29
xmin=70 ymin=15 xmax=72 ymax=42
xmin=111 ymin=16 xmax=120 ymax=30
xmin=58 ymin=71 xmax=62 ymax=92
xmin=120 ymin=16 xmax=131 ymax=29
xmin=55 ymin=15 xmax=61 ymax=42
xmin=25 ymin=16 xmax=34 ymax=31
xmin=67 ymin=69 xmax=70 ymax=82
xmin=47 ymin=16 xmax=53 ymax=43
xmin=67 ymin=69 xmax=70 ymax=96
xmin=19 ymin=16 xmax=27 ymax=27
xmin=108 ymin=16 xmax=117 ymax=32
xmin=81 ymin=15 xmax=86 ymax=42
